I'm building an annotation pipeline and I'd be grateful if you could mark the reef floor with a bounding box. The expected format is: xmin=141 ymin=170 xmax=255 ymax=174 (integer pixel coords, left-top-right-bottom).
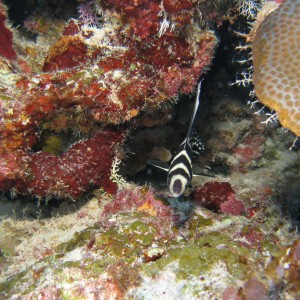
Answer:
xmin=0 ymin=87 xmax=299 ymax=299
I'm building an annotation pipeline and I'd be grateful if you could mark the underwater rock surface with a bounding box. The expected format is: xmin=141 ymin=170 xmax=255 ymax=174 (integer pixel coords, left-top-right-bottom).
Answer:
xmin=0 ymin=0 xmax=221 ymax=199
xmin=1 ymin=90 xmax=299 ymax=298
xmin=0 ymin=0 xmax=300 ymax=299
xmin=1 ymin=184 xmax=300 ymax=299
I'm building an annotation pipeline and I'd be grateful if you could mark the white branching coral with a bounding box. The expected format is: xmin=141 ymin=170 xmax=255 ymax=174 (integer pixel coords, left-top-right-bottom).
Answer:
xmin=78 ymin=0 xmax=101 ymax=27
xmin=231 ymin=69 xmax=253 ymax=88
xmin=157 ymin=2 xmax=175 ymax=37
xmin=158 ymin=16 xmax=171 ymax=37
xmin=110 ymin=157 xmax=127 ymax=188
xmin=261 ymin=113 xmax=278 ymax=126
xmin=236 ymin=0 xmax=264 ymax=19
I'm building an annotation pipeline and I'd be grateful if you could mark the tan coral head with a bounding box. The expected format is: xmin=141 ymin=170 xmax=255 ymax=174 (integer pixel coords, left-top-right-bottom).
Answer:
xmin=252 ymin=0 xmax=300 ymax=136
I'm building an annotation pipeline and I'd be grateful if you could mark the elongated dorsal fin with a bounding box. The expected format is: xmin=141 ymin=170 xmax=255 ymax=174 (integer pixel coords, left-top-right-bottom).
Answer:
xmin=185 ymin=79 xmax=203 ymax=145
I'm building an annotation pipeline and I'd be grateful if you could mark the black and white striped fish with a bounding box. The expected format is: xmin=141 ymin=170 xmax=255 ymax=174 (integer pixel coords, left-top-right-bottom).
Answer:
xmin=167 ymin=80 xmax=203 ymax=197
xmin=147 ymin=80 xmax=210 ymax=197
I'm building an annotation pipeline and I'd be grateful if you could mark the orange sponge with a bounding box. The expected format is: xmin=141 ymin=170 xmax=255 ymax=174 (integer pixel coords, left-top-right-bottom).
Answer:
xmin=252 ymin=0 xmax=300 ymax=136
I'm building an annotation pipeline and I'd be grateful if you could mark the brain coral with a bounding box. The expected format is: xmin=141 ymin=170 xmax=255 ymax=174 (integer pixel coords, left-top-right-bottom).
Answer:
xmin=252 ymin=0 xmax=300 ymax=136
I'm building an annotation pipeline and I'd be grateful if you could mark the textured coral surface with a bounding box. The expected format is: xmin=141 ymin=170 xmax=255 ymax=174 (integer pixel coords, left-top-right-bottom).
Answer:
xmin=252 ymin=0 xmax=300 ymax=136
xmin=1 ymin=90 xmax=299 ymax=299
xmin=0 ymin=3 xmax=16 ymax=60
xmin=23 ymin=129 xmax=124 ymax=198
xmin=0 ymin=1 xmax=299 ymax=299
xmin=193 ymin=181 xmax=245 ymax=215
xmin=0 ymin=0 xmax=219 ymax=198
xmin=0 ymin=185 xmax=299 ymax=299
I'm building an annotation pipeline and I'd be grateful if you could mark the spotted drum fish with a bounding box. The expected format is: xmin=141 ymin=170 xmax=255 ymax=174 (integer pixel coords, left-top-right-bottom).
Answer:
xmin=147 ymin=80 xmax=210 ymax=196
xmin=167 ymin=80 xmax=204 ymax=197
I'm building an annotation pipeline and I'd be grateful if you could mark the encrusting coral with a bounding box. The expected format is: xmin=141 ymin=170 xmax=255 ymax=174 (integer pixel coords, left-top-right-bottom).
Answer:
xmin=0 ymin=0 xmax=227 ymax=199
xmin=1 ymin=185 xmax=300 ymax=299
xmin=252 ymin=0 xmax=300 ymax=136
xmin=0 ymin=2 xmax=16 ymax=60
xmin=0 ymin=1 xmax=300 ymax=298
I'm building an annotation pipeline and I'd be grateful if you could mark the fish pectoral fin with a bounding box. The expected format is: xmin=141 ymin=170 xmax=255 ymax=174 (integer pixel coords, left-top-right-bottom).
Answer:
xmin=203 ymin=165 xmax=212 ymax=170
xmin=146 ymin=159 xmax=169 ymax=172
xmin=192 ymin=171 xmax=215 ymax=178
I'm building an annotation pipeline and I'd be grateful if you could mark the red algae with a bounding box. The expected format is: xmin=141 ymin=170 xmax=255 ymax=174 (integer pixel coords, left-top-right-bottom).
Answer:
xmin=193 ymin=181 xmax=245 ymax=215
xmin=220 ymin=194 xmax=245 ymax=216
xmin=101 ymin=0 xmax=161 ymax=39
xmin=100 ymin=187 xmax=174 ymax=236
xmin=239 ymin=227 xmax=265 ymax=248
xmin=222 ymin=286 xmax=242 ymax=300
xmin=43 ymin=35 xmax=88 ymax=72
xmin=0 ymin=4 xmax=16 ymax=60
xmin=0 ymin=128 xmax=124 ymax=198
xmin=101 ymin=188 xmax=172 ymax=219
xmin=163 ymin=0 xmax=195 ymax=14
xmin=233 ymin=135 xmax=265 ymax=164
xmin=26 ymin=129 xmax=123 ymax=198
xmin=243 ymin=277 xmax=267 ymax=300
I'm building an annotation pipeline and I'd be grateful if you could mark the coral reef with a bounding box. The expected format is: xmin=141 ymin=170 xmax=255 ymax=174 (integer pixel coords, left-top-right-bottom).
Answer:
xmin=0 ymin=1 xmax=299 ymax=299
xmin=1 ymin=88 xmax=299 ymax=298
xmin=1 ymin=186 xmax=299 ymax=299
xmin=22 ymin=129 xmax=124 ymax=198
xmin=251 ymin=0 xmax=300 ymax=136
xmin=0 ymin=0 xmax=223 ymax=199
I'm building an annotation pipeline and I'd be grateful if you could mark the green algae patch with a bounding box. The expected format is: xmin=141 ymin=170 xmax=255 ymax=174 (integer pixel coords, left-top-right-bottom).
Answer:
xmin=42 ymin=134 xmax=65 ymax=155
xmin=186 ymin=215 xmax=213 ymax=232
xmin=124 ymin=220 xmax=155 ymax=235
xmin=124 ymin=221 xmax=156 ymax=246
xmin=61 ymin=261 xmax=81 ymax=268
xmin=94 ymin=220 xmax=158 ymax=261
xmin=0 ymin=270 xmax=27 ymax=295
xmin=56 ymin=228 xmax=95 ymax=253
xmin=0 ymin=94 xmax=13 ymax=101
xmin=195 ymin=232 xmax=230 ymax=247
xmin=143 ymin=231 xmax=250 ymax=280
xmin=261 ymin=239 xmax=282 ymax=258
xmin=178 ymin=244 xmax=247 ymax=279
xmin=95 ymin=228 xmax=129 ymax=257
xmin=177 ymin=244 xmax=211 ymax=277
xmin=83 ymin=259 xmax=108 ymax=275
xmin=0 ymin=222 xmax=22 ymax=257
xmin=263 ymin=145 xmax=280 ymax=162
